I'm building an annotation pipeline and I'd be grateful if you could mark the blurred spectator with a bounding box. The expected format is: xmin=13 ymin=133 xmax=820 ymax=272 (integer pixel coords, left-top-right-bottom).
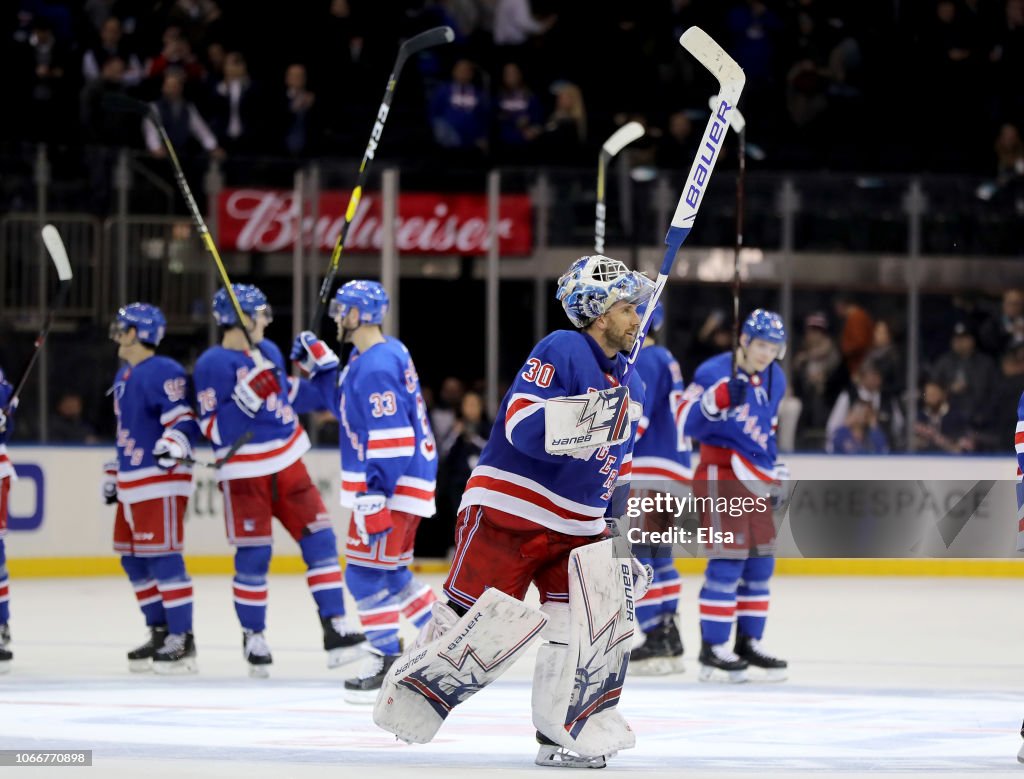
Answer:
xmin=978 ymin=288 xmax=1024 ymax=357
xmin=493 ymin=0 xmax=555 ymax=46
xmin=865 ymin=319 xmax=902 ymax=397
xmin=202 ymin=41 xmax=226 ymax=90
xmin=13 ymin=17 xmax=72 ymax=143
xmin=833 ymin=294 xmax=874 ymax=379
xmin=82 ymin=16 xmax=143 ymax=86
xmin=208 ymin=51 xmax=263 ymax=153
xmin=687 ymin=309 xmax=733 ymax=370
xmin=146 ymin=26 xmax=205 ymax=87
xmin=50 ymin=392 xmax=100 ymax=444
xmin=276 ymin=63 xmax=318 ymax=157
xmin=430 ymin=377 xmax=465 ymax=445
xmin=792 ymin=311 xmax=841 ymax=448
xmin=993 ymin=343 xmax=1024 ymax=449
xmin=828 ymin=400 xmax=889 ymax=454
xmin=494 ymin=61 xmax=543 ymax=162
xmin=429 ymin=59 xmax=491 ymax=157
xmin=434 ymin=390 xmax=490 ymax=557
xmin=537 ymin=81 xmax=588 ymax=165
xmin=826 ymin=360 xmax=904 ymax=450
xmin=656 ymin=111 xmax=698 ymax=171
xmin=931 ymin=321 xmax=998 ymax=432
xmin=993 ymin=123 xmax=1024 ymax=183
xmin=913 ymin=378 xmax=973 ymax=454
xmin=143 ymin=69 xmax=222 ymax=159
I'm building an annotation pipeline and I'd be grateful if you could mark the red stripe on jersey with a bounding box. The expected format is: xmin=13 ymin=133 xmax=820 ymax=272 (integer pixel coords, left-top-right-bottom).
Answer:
xmin=227 ymin=427 xmax=303 ymax=463
xmin=0 ymin=584 xmax=9 ymax=599
xmin=1016 ymin=431 xmax=1024 ymax=446
xmin=618 ymin=461 xmax=632 ymax=478
xmin=505 ymin=397 xmax=537 ymax=423
xmin=118 ymin=473 xmax=193 ymax=489
xmin=367 ymin=436 xmax=416 ymax=450
xmin=464 ymin=474 xmax=597 ymax=522
xmin=632 ymin=466 xmax=692 ymax=482
xmin=164 ymin=410 xmax=197 ymax=428
xmin=395 ymin=484 xmax=434 ymax=501
xmin=202 ymin=414 xmax=217 ymax=439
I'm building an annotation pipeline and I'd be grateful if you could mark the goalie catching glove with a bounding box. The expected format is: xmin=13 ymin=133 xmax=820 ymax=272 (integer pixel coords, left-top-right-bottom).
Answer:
xmin=353 ymin=492 xmax=393 ymax=545
xmin=290 ymin=331 xmax=339 ymax=377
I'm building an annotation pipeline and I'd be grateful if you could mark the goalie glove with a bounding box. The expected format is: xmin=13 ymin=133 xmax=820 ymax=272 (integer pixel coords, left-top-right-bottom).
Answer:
xmin=101 ymin=460 xmax=118 ymax=505
xmin=153 ymin=429 xmax=190 ymax=470
xmin=353 ymin=492 xmax=393 ymax=546
xmin=290 ymin=331 xmax=339 ymax=377
xmin=231 ymin=354 xmax=281 ymax=416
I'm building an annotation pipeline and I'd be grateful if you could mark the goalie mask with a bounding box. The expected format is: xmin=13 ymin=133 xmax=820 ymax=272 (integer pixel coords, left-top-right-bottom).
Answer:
xmin=556 ymin=255 xmax=655 ymax=328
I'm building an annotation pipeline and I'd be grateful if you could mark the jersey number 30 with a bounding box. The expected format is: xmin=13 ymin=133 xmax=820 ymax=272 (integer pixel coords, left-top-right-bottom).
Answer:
xmin=521 ymin=358 xmax=554 ymax=388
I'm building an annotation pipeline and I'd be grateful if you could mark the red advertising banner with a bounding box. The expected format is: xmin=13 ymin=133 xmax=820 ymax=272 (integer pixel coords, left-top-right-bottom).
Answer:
xmin=217 ymin=188 xmax=533 ymax=255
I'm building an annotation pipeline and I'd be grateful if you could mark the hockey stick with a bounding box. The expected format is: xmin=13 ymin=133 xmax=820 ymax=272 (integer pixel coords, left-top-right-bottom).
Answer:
xmin=5 ymin=225 xmax=74 ymax=413
xmin=309 ymin=25 xmax=455 ymax=334
xmin=708 ymin=94 xmax=748 ymax=378
xmin=173 ymin=429 xmax=253 ymax=469
xmin=622 ymin=27 xmax=745 ymax=382
xmin=595 ymin=121 xmax=645 ymax=254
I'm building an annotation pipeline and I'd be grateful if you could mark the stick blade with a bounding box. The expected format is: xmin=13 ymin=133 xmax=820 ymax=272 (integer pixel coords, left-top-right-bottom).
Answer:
xmin=402 ymin=25 xmax=455 ymax=57
xmin=680 ymin=27 xmax=745 ymax=94
xmin=601 ymin=121 xmax=646 ymax=157
xmin=41 ymin=225 xmax=73 ymax=281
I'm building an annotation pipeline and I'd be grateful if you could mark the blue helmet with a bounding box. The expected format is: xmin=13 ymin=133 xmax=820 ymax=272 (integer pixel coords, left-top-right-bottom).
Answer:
xmin=329 ymin=280 xmax=389 ymax=326
xmin=742 ymin=308 xmax=786 ymax=358
xmin=556 ymin=255 xmax=655 ymax=328
xmin=111 ymin=302 xmax=166 ymax=346
xmin=638 ymin=300 xmax=664 ymax=332
xmin=212 ymin=284 xmax=272 ymax=327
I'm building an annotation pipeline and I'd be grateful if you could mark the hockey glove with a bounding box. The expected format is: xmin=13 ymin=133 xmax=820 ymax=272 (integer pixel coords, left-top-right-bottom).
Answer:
xmin=231 ymin=358 xmax=282 ymax=416
xmin=0 ymin=407 xmax=6 ymax=436
xmin=153 ymin=429 xmax=190 ymax=470
xmin=101 ymin=460 xmax=118 ymax=505
xmin=630 ymin=556 xmax=654 ymax=600
xmin=352 ymin=492 xmax=393 ymax=546
xmin=702 ymin=375 xmax=747 ymax=416
xmin=290 ymin=331 xmax=339 ymax=377
xmin=0 ymin=396 xmax=17 ymax=436
xmin=769 ymin=462 xmax=792 ymax=510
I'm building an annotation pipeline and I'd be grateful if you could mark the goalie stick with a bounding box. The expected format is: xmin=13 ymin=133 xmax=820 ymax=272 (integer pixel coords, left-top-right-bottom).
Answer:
xmin=622 ymin=27 xmax=745 ymax=383
xmin=5 ymin=225 xmax=74 ymax=413
xmin=595 ymin=121 xmax=645 ymax=254
xmin=308 ymin=25 xmax=455 ymax=334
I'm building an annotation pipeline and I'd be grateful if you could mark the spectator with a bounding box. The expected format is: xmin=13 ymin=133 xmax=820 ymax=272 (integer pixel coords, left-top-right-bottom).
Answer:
xmin=993 ymin=123 xmax=1024 ymax=183
xmin=429 ymin=59 xmax=491 ymax=157
xmin=276 ymin=63 xmax=318 ymax=157
xmin=430 ymin=376 xmax=465 ymax=445
xmin=14 ymin=17 xmax=73 ymax=143
xmin=792 ymin=311 xmax=841 ymax=448
xmin=49 ymin=392 xmax=100 ymax=444
xmin=931 ymin=321 xmax=999 ymax=432
xmin=829 ymin=400 xmax=889 ymax=454
xmin=865 ymin=319 xmax=902 ymax=397
xmin=434 ymin=390 xmax=490 ymax=557
xmin=537 ymin=81 xmax=588 ymax=165
xmin=992 ymin=343 xmax=1024 ymax=450
xmin=978 ymin=288 xmax=1024 ymax=357
xmin=146 ymin=26 xmax=205 ymax=87
xmin=833 ymin=294 xmax=874 ymax=379
xmin=82 ymin=16 xmax=143 ymax=86
xmin=656 ymin=111 xmax=698 ymax=171
xmin=913 ymin=378 xmax=973 ymax=453
xmin=208 ymin=51 xmax=263 ymax=154
xmin=144 ymin=69 xmax=222 ymax=159
xmin=826 ymin=360 xmax=905 ymax=450
xmin=493 ymin=0 xmax=555 ymax=46
xmin=494 ymin=61 xmax=543 ymax=162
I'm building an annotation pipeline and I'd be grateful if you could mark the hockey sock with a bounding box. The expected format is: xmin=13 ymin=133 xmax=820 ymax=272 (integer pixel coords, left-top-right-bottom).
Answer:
xmin=699 ymin=558 xmax=743 ymax=645
xmin=736 ymin=556 xmax=774 ymax=640
xmin=150 ymin=554 xmax=193 ymax=635
xmin=121 ymin=555 xmax=166 ymax=627
xmin=389 ymin=567 xmax=437 ymax=628
xmin=299 ymin=529 xmax=345 ymax=618
xmin=345 ymin=563 xmax=401 ymax=655
xmin=233 ymin=546 xmax=271 ymax=632
xmin=0 ymin=539 xmax=9 ymax=625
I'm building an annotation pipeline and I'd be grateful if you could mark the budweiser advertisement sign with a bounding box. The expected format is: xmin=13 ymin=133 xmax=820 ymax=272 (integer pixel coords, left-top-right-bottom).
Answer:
xmin=218 ymin=188 xmax=533 ymax=255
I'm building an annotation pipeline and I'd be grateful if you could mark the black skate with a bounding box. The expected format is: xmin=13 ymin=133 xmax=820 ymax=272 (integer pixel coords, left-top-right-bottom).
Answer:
xmin=697 ymin=640 xmax=749 ymax=683
xmin=242 ymin=630 xmax=273 ymax=678
xmin=127 ymin=625 xmax=168 ymax=673
xmin=734 ymin=634 xmax=788 ymax=682
xmin=0 ymin=624 xmax=11 ymax=673
xmin=629 ymin=617 xmax=684 ymax=676
xmin=321 ymin=615 xmax=366 ymax=669
xmin=153 ymin=632 xmax=198 ymax=675
xmin=535 ymin=730 xmax=610 ymax=769
xmin=1018 ymin=719 xmax=1024 ymax=763
xmin=343 ymin=647 xmax=400 ymax=705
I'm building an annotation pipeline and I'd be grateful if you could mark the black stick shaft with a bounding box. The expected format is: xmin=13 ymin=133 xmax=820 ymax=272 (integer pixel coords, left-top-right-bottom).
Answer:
xmin=731 ymin=126 xmax=746 ymax=379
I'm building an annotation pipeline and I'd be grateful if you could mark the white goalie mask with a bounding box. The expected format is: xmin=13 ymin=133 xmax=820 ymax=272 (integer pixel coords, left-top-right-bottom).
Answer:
xmin=556 ymin=255 xmax=655 ymax=328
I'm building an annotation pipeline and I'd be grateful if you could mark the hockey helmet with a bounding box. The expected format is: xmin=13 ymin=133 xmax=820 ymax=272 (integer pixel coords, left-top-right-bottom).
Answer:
xmin=329 ymin=280 xmax=389 ymax=326
xmin=741 ymin=308 xmax=787 ymax=359
xmin=111 ymin=302 xmax=166 ymax=347
xmin=212 ymin=284 xmax=272 ymax=327
xmin=638 ymin=300 xmax=664 ymax=332
xmin=556 ymin=255 xmax=655 ymax=328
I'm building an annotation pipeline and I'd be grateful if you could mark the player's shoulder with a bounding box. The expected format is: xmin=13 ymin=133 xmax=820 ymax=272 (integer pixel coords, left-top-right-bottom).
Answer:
xmin=194 ymin=345 xmax=228 ymax=368
xmin=142 ymin=354 xmax=187 ymax=377
xmin=534 ymin=329 xmax=585 ymax=362
xmin=258 ymin=339 xmax=284 ymax=363
xmin=695 ymin=351 xmax=731 ymax=381
xmin=769 ymin=361 xmax=787 ymax=394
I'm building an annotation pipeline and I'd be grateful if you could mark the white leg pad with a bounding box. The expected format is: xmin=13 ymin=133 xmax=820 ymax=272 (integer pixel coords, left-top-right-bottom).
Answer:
xmin=373 ymin=587 xmax=547 ymax=744
xmin=531 ymin=539 xmax=637 ymax=758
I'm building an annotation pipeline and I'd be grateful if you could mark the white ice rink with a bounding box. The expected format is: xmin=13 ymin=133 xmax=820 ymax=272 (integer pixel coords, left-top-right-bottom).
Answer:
xmin=0 ymin=572 xmax=1021 ymax=778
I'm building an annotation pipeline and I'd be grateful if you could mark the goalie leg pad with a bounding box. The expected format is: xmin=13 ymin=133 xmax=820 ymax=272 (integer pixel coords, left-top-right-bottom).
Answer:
xmin=531 ymin=539 xmax=636 ymax=759
xmin=373 ymin=587 xmax=547 ymax=744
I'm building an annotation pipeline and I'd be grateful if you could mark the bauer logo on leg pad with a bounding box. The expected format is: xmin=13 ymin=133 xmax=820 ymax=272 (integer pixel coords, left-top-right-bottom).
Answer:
xmin=545 ymin=386 xmax=631 ymax=454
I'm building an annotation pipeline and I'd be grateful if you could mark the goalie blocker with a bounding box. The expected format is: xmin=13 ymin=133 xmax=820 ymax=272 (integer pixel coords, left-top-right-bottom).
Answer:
xmin=544 ymin=385 xmax=636 ymax=457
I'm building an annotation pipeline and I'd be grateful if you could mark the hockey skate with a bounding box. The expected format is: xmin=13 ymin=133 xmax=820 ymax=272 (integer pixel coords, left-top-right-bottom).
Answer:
xmin=535 ymin=730 xmax=611 ymax=769
xmin=343 ymin=647 xmax=400 ymax=705
xmin=152 ymin=632 xmax=198 ymax=675
xmin=697 ymin=640 xmax=748 ymax=683
xmin=629 ymin=616 xmax=684 ymax=676
xmin=1018 ymin=719 xmax=1024 ymax=764
xmin=127 ymin=625 xmax=168 ymax=673
xmin=321 ymin=615 xmax=366 ymax=669
xmin=0 ymin=623 xmax=11 ymax=673
xmin=243 ymin=630 xmax=273 ymax=678
xmin=734 ymin=634 xmax=787 ymax=682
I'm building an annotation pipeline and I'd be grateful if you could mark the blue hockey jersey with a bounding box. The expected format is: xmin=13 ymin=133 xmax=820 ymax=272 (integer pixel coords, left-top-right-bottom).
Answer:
xmin=632 ymin=343 xmax=693 ymax=486
xmin=111 ymin=355 xmax=200 ymax=503
xmin=0 ymin=366 xmax=14 ymax=480
xmin=309 ymin=337 xmax=437 ymax=518
xmin=679 ymin=351 xmax=785 ymax=480
xmin=459 ymin=330 xmax=644 ymax=536
xmin=194 ymin=339 xmax=316 ymax=481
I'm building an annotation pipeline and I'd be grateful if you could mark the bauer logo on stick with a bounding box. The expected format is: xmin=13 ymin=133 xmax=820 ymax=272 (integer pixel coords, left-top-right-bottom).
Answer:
xmin=545 ymin=386 xmax=631 ymax=454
